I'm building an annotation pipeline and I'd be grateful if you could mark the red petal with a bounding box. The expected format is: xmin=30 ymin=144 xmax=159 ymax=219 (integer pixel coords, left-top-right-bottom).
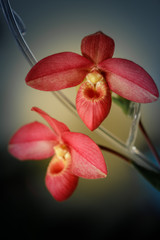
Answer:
xmin=99 ymin=58 xmax=159 ymax=103
xmin=45 ymin=156 xmax=79 ymax=201
xmin=81 ymin=31 xmax=115 ymax=64
xmin=76 ymin=80 xmax=111 ymax=130
xmin=26 ymin=52 xmax=93 ymax=91
xmin=32 ymin=107 xmax=70 ymax=137
xmin=8 ymin=122 xmax=56 ymax=160
xmin=62 ymin=132 xmax=107 ymax=179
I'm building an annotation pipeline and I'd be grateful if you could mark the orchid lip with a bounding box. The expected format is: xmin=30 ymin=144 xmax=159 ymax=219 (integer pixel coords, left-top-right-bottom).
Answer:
xmin=49 ymin=158 xmax=65 ymax=175
xmin=76 ymin=74 xmax=111 ymax=130
xmin=82 ymin=72 xmax=107 ymax=101
xmin=47 ymin=144 xmax=71 ymax=177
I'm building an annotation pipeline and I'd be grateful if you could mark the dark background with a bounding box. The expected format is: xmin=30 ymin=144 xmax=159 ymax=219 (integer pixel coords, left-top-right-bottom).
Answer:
xmin=1 ymin=0 xmax=160 ymax=239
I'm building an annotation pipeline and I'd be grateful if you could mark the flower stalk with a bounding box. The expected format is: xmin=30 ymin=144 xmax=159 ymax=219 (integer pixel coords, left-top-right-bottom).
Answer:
xmin=139 ymin=119 xmax=160 ymax=165
xmin=98 ymin=144 xmax=132 ymax=164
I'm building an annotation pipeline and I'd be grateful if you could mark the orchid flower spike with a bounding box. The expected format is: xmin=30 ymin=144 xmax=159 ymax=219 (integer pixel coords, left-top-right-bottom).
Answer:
xmin=8 ymin=107 xmax=107 ymax=201
xmin=25 ymin=32 xmax=159 ymax=130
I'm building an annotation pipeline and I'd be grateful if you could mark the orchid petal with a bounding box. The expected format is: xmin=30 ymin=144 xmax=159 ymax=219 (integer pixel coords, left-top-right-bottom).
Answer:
xmin=62 ymin=132 xmax=107 ymax=179
xmin=81 ymin=31 xmax=115 ymax=64
xmin=26 ymin=52 xmax=93 ymax=91
xmin=99 ymin=58 xmax=159 ymax=103
xmin=8 ymin=122 xmax=56 ymax=160
xmin=45 ymin=155 xmax=79 ymax=201
xmin=32 ymin=107 xmax=70 ymax=137
xmin=76 ymin=80 xmax=111 ymax=130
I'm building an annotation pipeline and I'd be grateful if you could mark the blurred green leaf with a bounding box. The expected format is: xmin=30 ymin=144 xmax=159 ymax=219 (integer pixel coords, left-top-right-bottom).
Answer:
xmin=133 ymin=162 xmax=160 ymax=191
xmin=112 ymin=95 xmax=132 ymax=115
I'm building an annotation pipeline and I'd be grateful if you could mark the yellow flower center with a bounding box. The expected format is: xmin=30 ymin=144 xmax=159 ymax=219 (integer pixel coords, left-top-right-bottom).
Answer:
xmin=86 ymin=71 xmax=103 ymax=85
xmin=54 ymin=144 xmax=71 ymax=161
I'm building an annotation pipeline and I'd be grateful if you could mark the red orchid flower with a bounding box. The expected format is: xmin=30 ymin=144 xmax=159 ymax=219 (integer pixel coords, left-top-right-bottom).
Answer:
xmin=25 ymin=32 xmax=159 ymax=130
xmin=8 ymin=107 xmax=107 ymax=201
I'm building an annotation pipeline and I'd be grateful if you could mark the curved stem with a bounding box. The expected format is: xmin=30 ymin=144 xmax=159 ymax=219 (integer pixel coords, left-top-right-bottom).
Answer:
xmin=139 ymin=119 xmax=160 ymax=165
xmin=0 ymin=0 xmax=37 ymax=66
xmin=98 ymin=144 xmax=132 ymax=164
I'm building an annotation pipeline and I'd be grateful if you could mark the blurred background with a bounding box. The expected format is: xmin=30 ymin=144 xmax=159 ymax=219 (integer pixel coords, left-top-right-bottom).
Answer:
xmin=1 ymin=0 xmax=160 ymax=239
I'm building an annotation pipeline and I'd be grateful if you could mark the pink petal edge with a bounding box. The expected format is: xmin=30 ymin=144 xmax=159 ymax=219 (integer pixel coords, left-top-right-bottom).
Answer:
xmin=99 ymin=58 xmax=159 ymax=103
xmin=62 ymin=132 xmax=107 ymax=179
xmin=8 ymin=121 xmax=56 ymax=160
xmin=26 ymin=52 xmax=93 ymax=91
xmin=32 ymin=107 xmax=70 ymax=137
